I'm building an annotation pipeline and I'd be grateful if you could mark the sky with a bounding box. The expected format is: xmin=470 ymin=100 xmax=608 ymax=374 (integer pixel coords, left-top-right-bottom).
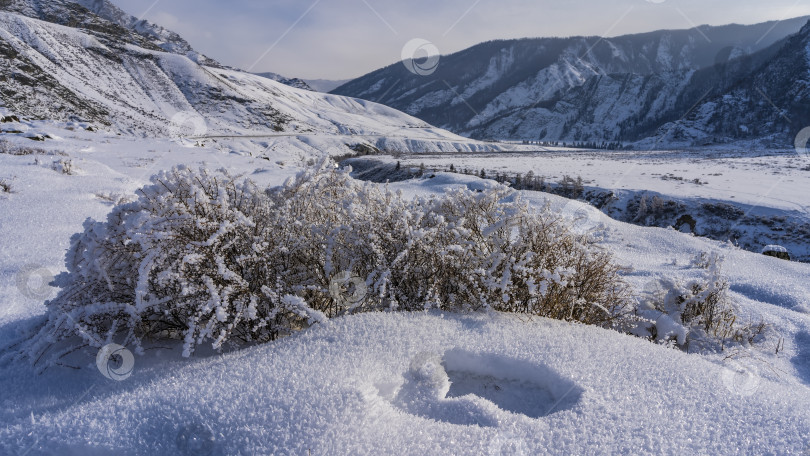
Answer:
xmin=112 ymin=0 xmax=810 ymax=80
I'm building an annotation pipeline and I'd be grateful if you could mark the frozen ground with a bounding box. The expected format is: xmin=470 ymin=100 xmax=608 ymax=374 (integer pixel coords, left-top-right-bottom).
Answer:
xmin=1 ymin=129 xmax=809 ymax=455
xmin=382 ymin=148 xmax=810 ymax=213
xmin=366 ymin=149 xmax=810 ymax=262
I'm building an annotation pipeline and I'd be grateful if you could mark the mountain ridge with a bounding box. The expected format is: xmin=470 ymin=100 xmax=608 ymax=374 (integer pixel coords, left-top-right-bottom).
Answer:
xmin=0 ymin=4 xmax=493 ymax=155
xmin=0 ymin=0 xmax=215 ymax=62
xmin=254 ymin=72 xmax=313 ymax=91
xmin=332 ymin=16 xmax=810 ymax=146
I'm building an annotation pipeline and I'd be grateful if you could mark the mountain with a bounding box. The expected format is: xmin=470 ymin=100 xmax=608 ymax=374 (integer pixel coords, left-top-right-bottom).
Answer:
xmin=254 ymin=72 xmax=313 ymax=91
xmin=305 ymin=78 xmax=352 ymax=93
xmin=0 ymin=0 xmax=207 ymax=60
xmin=652 ymin=21 xmax=810 ymax=147
xmin=0 ymin=0 xmax=489 ymax=153
xmin=72 ymin=0 xmax=195 ymax=56
xmin=332 ymin=17 xmax=810 ymax=145
xmin=254 ymin=74 xmax=353 ymax=93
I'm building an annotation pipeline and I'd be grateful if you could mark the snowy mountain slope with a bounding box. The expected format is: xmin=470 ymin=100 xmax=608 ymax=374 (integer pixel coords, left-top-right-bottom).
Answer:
xmin=72 ymin=0 xmax=196 ymax=56
xmin=654 ymin=21 xmax=810 ymax=148
xmin=306 ymin=78 xmax=352 ymax=93
xmin=256 ymin=75 xmax=356 ymax=95
xmin=0 ymin=133 xmax=809 ymax=454
xmin=0 ymin=9 xmax=513 ymax=154
xmin=333 ymin=18 xmax=810 ymax=144
xmin=0 ymin=0 xmax=202 ymax=57
xmin=254 ymin=71 xmax=314 ymax=91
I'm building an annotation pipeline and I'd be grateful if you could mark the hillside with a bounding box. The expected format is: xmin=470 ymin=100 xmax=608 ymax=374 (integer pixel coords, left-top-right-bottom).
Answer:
xmin=255 ymin=71 xmax=314 ymax=91
xmin=333 ymin=17 xmax=810 ymax=146
xmin=652 ymin=20 xmax=810 ymax=147
xmin=0 ymin=2 xmax=509 ymax=155
xmin=0 ymin=0 xmax=203 ymax=57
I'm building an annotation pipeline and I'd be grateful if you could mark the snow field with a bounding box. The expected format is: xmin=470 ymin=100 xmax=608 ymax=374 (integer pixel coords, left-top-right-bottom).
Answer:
xmin=0 ymin=130 xmax=809 ymax=455
xmin=2 ymin=312 xmax=809 ymax=455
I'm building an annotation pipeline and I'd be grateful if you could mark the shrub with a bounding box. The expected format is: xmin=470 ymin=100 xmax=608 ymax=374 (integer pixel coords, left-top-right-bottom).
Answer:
xmin=271 ymin=165 xmax=630 ymax=321
xmin=51 ymin=159 xmax=75 ymax=175
xmin=26 ymin=167 xmax=325 ymax=360
xmin=25 ymin=162 xmax=632 ymax=364
xmin=0 ymin=179 xmax=11 ymax=194
xmin=0 ymin=139 xmax=58 ymax=156
xmin=636 ymin=252 xmax=765 ymax=351
xmin=94 ymin=192 xmax=137 ymax=206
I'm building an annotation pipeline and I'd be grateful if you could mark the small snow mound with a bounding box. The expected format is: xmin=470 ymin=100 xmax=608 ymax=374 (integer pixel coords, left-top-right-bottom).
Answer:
xmin=442 ymin=349 xmax=583 ymax=419
xmin=761 ymin=245 xmax=788 ymax=254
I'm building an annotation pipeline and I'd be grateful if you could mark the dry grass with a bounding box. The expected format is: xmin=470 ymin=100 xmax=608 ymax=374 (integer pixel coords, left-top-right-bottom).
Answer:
xmin=679 ymin=281 xmax=767 ymax=350
xmin=51 ymin=159 xmax=76 ymax=175
xmin=0 ymin=139 xmax=66 ymax=157
xmin=641 ymin=252 xmax=769 ymax=352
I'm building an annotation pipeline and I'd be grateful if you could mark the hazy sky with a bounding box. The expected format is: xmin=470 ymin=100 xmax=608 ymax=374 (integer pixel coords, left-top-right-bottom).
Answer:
xmin=113 ymin=0 xmax=810 ymax=80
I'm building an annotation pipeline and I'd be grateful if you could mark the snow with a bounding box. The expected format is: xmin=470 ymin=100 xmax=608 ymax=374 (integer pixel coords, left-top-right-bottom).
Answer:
xmin=1 ymin=126 xmax=809 ymax=454
xmin=457 ymin=48 xmax=516 ymax=102
xmin=1 ymin=8 xmax=809 ymax=449
xmin=0 ymin=10 xmax=531 ymax=157
xmin=1 ymin=311 xmax=809 ymax=455
xmin=762 ymin=245 xmax=788 ymax=254
xmin=374 ymin=148 xmax=810 ymax=262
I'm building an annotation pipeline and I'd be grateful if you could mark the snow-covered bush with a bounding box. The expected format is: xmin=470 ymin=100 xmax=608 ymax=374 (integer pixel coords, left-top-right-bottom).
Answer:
xmin=27 ymin=166 xmax=327 ymax=361
xmin=636 ymin=252 xmax=765 ymax=351
xmin=26 ymin=161 xmax=632 ymax=363
xmin=266 ymin=162 xmax=630 ymax=321
xmin=51 ymin=158 xmax=76 ymax=175
xmin=761 ymin=245 xmax=791 ymax=261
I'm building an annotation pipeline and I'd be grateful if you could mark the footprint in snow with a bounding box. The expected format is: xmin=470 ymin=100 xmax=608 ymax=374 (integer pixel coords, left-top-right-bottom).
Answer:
xmin=389 ymin=350 xmax=583 ymax=427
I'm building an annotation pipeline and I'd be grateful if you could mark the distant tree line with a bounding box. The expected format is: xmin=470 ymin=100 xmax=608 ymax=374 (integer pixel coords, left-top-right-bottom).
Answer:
xmin=521 ymin=140 xmax=628 ymax=150
xmin=410 ymin=162 xmax=585 ymax=199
